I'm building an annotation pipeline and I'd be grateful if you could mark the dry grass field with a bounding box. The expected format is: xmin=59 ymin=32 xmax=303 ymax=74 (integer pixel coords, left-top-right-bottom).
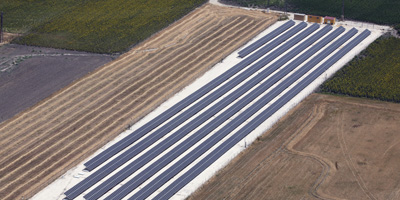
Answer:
xmin=189 ymin=93 xmax=400 ymax=200
xmin=0 ymin=4 xmax=277 ymax=200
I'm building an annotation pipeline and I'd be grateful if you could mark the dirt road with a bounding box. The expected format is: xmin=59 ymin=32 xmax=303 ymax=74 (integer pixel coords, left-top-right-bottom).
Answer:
xmin=189 ymin=94 xmax=400 ymax=200
xmin=0 ymin=4 xmax=277 ymax=199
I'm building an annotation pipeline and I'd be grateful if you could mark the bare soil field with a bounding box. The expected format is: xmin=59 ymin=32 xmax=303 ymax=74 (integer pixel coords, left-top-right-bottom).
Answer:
xmin=0 ymin=44 xmax=116 ymax=123
xmin=189 ymin=93 xmax=400 ymax=200
xmin=0 ymin=4 xmax=277 ymax=200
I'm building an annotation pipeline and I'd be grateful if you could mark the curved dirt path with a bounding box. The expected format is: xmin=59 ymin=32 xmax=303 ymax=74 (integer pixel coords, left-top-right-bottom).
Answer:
xmin=284 ymin=102 xmax=342 ymax=200
xmin=0 ymin=4 xmax=277 ymax=200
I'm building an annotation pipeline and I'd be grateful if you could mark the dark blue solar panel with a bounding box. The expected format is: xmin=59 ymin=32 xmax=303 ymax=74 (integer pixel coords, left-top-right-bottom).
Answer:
xmin=238 ymin=20 xmax=295 ymax=58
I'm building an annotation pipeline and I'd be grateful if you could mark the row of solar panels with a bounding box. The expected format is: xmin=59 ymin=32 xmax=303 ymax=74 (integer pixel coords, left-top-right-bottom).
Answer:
xmin=65 ymin=21 xmax=370 ymax=199
xmin=84 ymin=20 xmax=301 ymax=172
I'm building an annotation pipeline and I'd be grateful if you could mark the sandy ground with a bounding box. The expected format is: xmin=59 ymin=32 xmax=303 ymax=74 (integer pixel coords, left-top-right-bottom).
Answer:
xmin=0 ymin=32 xmax=20 ymax=45
xmin=189 ymin=93 xmax=400 ymax=200
xmin=0 ymin=44 xmax=116 ymax=123
xmin=0 ymin=4 xmax=277 ymax=200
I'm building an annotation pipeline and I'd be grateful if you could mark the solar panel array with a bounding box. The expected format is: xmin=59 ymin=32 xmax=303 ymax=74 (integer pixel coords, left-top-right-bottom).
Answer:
xmin=83 ymin=21 xmax=306 ymax=172
xmin=64 ymin=21 xmax=370 ymax=200
xmin=237 ymin=20 xmax=295 ymax=58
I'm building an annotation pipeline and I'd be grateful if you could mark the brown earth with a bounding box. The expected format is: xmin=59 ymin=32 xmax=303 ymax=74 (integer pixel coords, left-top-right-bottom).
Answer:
xmin=0 ymin=4 xmax=277 ymax=200
xmin=189 ymin=93 xmax=400 ymax=200
xmin=0 ymin=32 xmax=20 ymax=45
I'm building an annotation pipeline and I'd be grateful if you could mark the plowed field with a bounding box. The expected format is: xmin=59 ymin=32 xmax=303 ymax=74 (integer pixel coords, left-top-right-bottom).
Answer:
xmin=189 ymin=94 xmax=400 ymax=200
xmin=0 ymin=4 xmax=277 ymax=200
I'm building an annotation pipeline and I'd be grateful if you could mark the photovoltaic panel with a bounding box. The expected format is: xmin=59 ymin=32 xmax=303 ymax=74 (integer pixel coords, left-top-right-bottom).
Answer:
xmin=238 ymin=20 xmax=295 ymax=58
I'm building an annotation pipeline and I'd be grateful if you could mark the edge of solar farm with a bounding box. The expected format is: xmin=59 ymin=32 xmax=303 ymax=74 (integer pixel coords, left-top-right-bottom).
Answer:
xmin=32 ymin=20 xmax=385 ymax=200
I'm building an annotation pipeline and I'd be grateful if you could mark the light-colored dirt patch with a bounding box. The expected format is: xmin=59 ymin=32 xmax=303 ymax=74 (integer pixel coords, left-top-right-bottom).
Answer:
xmin=0 ymin=3 xmax=277 ymax=200
xmin=0 ymin=32 xmax=20 ymax=45
xmin=189 ymin=94 xmax=400 ymax=200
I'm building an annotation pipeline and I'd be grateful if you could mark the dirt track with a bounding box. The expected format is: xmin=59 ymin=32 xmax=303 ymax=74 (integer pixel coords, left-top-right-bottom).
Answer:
xmin=189 ymin=94 xmax=400 ymax=200
xmin=0 ymin=4 xmax=276 ymax=200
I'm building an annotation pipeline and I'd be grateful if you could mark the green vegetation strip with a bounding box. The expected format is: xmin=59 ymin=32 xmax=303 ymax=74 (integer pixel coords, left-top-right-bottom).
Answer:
xmin=320 ymin=36 xmax=400 ymax=103
xmin=221 ymin=0 xmax=400 ymax=25
xmin=0 ymin=0 xmax=207 ymax=53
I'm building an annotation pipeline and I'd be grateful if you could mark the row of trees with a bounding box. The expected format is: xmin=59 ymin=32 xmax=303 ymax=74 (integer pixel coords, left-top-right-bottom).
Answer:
xmin=222 ymin=0 xmax=400 ymax=27
xmin=320 ymin=36 xmax=400 ymax=103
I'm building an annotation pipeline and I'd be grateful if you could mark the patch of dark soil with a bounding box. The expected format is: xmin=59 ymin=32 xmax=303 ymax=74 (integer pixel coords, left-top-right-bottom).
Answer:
xmin=0 ymin=44 xmax=116 ymax=123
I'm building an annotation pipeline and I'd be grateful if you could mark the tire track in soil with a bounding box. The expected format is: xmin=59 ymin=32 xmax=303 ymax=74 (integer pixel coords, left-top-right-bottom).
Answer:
xmin=283 ymin=102 xmax=342 ymax=200
xmin=0 ymin=16 xmax=248 ymax=170
xmin=0 ymin=16 xmax=272 ymax=199
xmin=336 ymin=111 xmax=377 ymax=200
xmin=0 ymin=8 xmax=219 ymax=138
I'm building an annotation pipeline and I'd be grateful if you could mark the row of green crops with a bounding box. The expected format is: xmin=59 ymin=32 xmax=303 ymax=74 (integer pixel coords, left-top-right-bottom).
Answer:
xmin=222 ymin=0 xmax=400 ymax=26
xmin=0 ymin=0 xmax=207 ymax=53
xmin=320 ymin=36 xmax=400 ymax=103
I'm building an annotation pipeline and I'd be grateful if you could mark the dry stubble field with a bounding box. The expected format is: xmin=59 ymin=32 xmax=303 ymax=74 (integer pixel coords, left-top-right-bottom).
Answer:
xmin=189 ymin=94 xmax=400 ymax=200
xmin=0 ymin=4 xmax=277 ymax=199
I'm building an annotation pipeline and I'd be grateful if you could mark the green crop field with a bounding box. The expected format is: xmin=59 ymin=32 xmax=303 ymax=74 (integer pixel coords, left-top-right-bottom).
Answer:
xmin=320 ymin=36 xmax=400 ymax=103
xmin=0 ymin=0 xmax=207 ymax=53
xmin=222 ymin=0 xmax=400 ymax=26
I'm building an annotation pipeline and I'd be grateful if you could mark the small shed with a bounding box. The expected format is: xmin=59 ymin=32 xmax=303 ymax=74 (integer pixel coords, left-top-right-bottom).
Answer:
xmin=324 ymin=16 xmax=336 ymax=25
xmin=294 ymin=13 xmax=306 ymax=21
xmin=307 ymin=15 xmax=323 ymax=23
